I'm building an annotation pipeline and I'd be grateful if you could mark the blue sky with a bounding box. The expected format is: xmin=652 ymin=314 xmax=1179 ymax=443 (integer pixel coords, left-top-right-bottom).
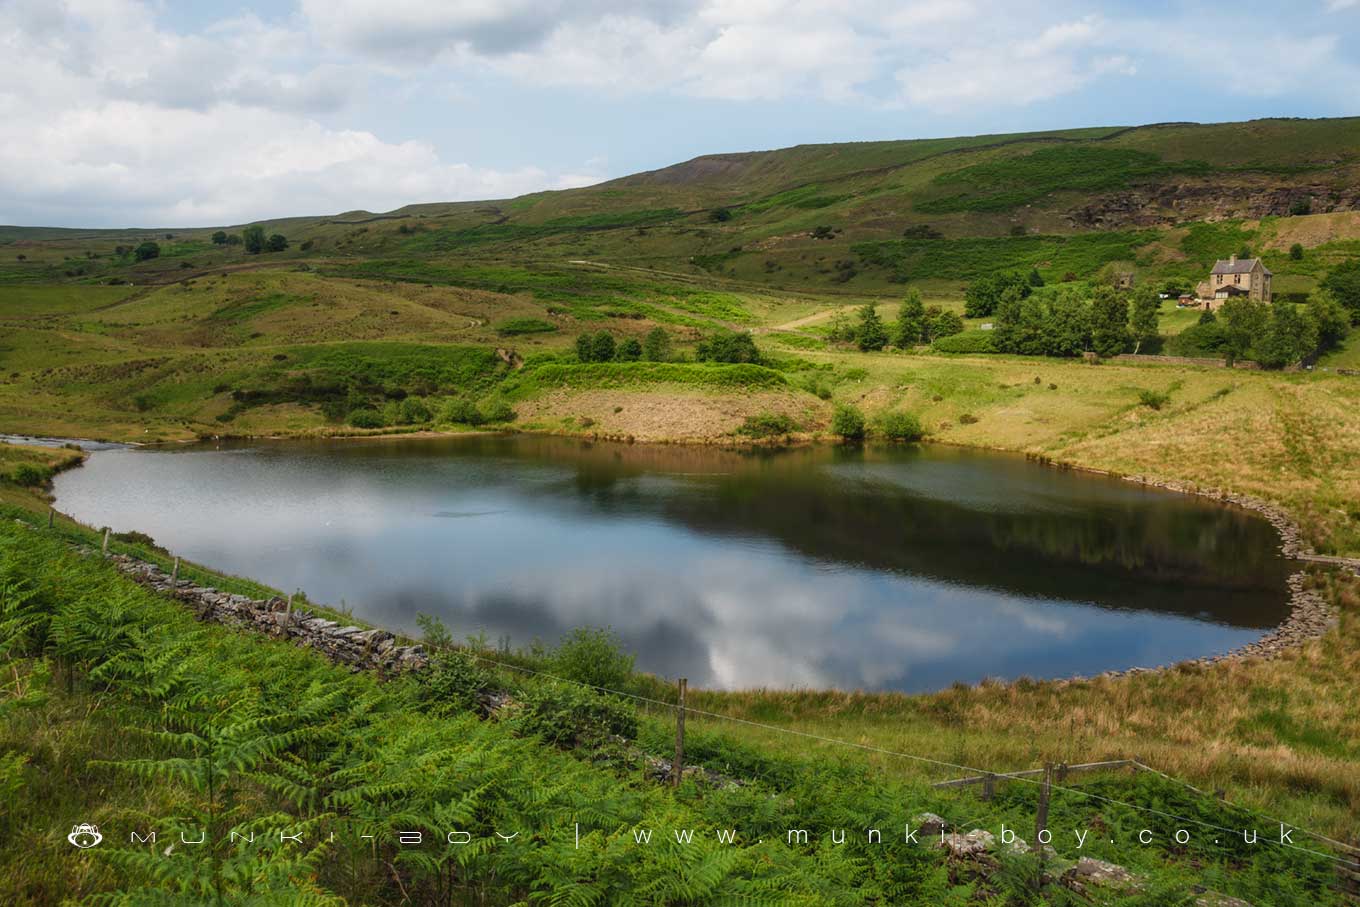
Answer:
xmin=2 ymin=0 xmax=1358 ymax=227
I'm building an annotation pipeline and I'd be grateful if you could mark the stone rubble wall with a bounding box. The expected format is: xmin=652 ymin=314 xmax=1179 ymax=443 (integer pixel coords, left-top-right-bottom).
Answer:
xmin=105 ymin=554 xmax=429 ymax=674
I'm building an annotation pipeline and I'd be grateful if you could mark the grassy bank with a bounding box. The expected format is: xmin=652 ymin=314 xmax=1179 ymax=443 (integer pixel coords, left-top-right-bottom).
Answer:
xmin=1 ymin=513 xmax=1353 ymax=906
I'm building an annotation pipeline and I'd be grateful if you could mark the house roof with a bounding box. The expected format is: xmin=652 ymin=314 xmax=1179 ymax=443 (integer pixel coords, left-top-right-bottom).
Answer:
xmin=1211 ymin=257 xmax=1272 ymax=277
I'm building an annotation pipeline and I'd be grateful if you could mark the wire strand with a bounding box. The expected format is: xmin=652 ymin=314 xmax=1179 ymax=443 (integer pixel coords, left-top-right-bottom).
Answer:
xmin=448 ymin=647 xmax=1360 ymax=870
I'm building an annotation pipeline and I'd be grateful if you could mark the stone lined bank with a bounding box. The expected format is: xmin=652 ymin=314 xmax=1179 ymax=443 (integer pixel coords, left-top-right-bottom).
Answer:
xmin=103 ymin=553 xmax=430 ymax=674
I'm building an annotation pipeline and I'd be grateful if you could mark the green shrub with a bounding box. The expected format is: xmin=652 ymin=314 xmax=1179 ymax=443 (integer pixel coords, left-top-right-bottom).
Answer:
xmin=737 ymin=412 xmax=798 ymax=438
xmin=697 ymin=330 xmax=761 ymax=364
xmin=510 ymin=681 xmax=638 ymax=748
xmin=932 ymin=330 xmax=996 ymax=353
xmin=398 ymin=397 xmax=432 ymax=424
xmin=550 ymin=627 xmax=635 ymax=691
xmin=346 ymin=409 xmax=384 ymax=429
xmin=439 ymin=397 xmax=486 ymax=425
xmin=482 ymin=400 xmax=515 ymax=423
xmin=1138 ymin=389 xmax=1171 ymax=410
xmin=419 ymin=651 xmax=497 ymax=716
xmin=496 ymin=317 xmax=557 ymax=336
xmin=831 ymin=405 xmax=866 ymax=440
xmin=874 ymin=410 xmax=924 ymax=442
xmin=8 ymin=463 xmax=51 ymax=487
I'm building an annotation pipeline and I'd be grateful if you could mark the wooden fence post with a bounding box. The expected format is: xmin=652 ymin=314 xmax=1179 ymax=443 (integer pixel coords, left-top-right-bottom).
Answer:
xmin=286 ymin=591 xmax=295 ymax=616
xmin=1057 ymin=762 xmax=1069 ymax=784
xmin=101 ymin=527 xmax=110 ymax=557
xmin=1036 ymin=763 xmax=1052 ymax=845
xmin=171 ymin=557 xmax=180 ymax=584
xmin=982 ymin=772 xmax=996 ymax=802
xmin=673 ymin=678 xmax=687 ymax=788
xmin=1035 ymin=763 xmax=1053 ymax=889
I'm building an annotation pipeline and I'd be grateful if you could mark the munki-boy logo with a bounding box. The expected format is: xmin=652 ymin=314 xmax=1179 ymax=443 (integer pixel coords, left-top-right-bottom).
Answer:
xmin=67 ymin=824 xmax=103 ymax=849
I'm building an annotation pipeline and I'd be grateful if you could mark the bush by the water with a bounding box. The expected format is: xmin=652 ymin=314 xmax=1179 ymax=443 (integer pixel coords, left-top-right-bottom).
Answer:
xmin=550 ymin=627 xmax=636 ymax=691
xmin=346 ymin=408 xmax=384 ymax=428
xmin=831 ymin=404 xmax=866 ymax=440
xmin=737 ymin=412 xmax=798 ymax=438
xmin=6 ymin=463 xmax=51 ymax=486
xmin=874 ymin=410 xmax=925 ymax=442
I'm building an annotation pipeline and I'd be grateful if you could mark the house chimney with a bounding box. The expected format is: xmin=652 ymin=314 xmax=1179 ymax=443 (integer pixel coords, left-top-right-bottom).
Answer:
xmin=1230 ymin=254 xmax=1237 ymax=264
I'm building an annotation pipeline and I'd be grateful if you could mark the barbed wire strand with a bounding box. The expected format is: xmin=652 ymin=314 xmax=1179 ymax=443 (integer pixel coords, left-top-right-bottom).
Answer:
xmin=448 ymin=646 xmax=1360 ymax=869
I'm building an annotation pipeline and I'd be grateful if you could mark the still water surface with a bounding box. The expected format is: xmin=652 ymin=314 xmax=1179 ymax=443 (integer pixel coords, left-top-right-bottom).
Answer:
xmin=52 ymin=435 xmax=1292 ymax=692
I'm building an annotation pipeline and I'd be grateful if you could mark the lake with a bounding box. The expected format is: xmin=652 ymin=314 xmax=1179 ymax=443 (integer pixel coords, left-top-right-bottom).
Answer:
xmin=51 ymin=434 xmax=1293 ymax=692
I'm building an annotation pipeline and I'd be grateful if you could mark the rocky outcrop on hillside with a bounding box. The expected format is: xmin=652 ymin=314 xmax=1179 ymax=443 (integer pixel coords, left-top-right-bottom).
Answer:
xmin=1067 ymin=182 xmax=1360 ymax=229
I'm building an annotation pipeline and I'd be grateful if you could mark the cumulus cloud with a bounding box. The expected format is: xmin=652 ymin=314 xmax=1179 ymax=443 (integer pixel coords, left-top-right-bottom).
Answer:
xmin=0 ymin=0 xmax=603 ymax=226
xmin=3 ymin=0 xmax=1358 ymax=226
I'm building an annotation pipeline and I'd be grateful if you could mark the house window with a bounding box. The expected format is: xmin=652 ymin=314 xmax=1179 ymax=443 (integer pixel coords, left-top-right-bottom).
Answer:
xmin=1234 ymin=274 xmax=1240 ymax=285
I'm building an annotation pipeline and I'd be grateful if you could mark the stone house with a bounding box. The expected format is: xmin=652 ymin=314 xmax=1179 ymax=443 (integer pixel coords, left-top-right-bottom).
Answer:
xmin=1195 ymin=255 xmax=1272 ymax=309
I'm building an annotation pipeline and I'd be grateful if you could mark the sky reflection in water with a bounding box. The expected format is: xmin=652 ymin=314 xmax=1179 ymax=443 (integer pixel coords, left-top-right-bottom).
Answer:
xmin=52 ymin=435 xmax=1292 ymax=692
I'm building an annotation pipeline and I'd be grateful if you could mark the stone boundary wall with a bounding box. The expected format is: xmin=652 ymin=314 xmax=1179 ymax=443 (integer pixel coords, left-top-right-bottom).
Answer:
xmin=104 ymin=554 xmax=430 ymax=674
xmin=1111 ymin=353 xmax=1263 ymax=370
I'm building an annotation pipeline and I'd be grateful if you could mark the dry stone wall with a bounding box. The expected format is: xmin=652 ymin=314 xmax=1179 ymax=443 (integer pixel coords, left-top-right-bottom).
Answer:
xmin=105 ymin=554 xmax=429 ymax=674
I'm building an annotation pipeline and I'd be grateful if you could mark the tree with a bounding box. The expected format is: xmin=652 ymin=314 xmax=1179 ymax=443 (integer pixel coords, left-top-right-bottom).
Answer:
xmin=855 ymin=304 xmax=888 ymax=351
xmin=575 ymin=333 xmax=594 ymax=362
xmin=225 ymin=233 xmax=242 ymax=246
xmin=1257 ymin=299 xmax=1317 ymax=369
xmin=894 ymin=290 xmax=926 ymax=347
xmin=1289 ymin=243 xmax=1304 ymax=261
xmin=1237 ymin=244 xmax=1252 ymax=260
xmin=264 ymin=233 xmax=288 ymax=252
xmin=1321 ymin=258 xmax=1360 ymax=324
xmin=242 ymin=225 xmax=266 ymax=254
xmin=133 ymin=241 xmax=160 ymax=262
xmin=1289 ymin=197 xmax=1312 ymax=216
xmin=1047 ymin=288 xmax=1095 ymax=357
xmin=591 ymin=331 xmax=616 ymax=362
xmin=991 ymin=285 xmax=1044 ymax=354
xmin=1027 ymin=267 xmax=1045 ymax=288
xmin=1089 ymin=287 xmax=1127 ymax=358
xmin=964 ymin=272 xmax=1028 ymax=318
xmin=924 ymin=307 xmax=964 ymax=341
xmin=697 ymin=330 xmax=761 ymax=363
xmin=1306 ymin=289 xmax=1350 ymax=354
xmin=211 ymin=231 xmax=228 ymax=245
xmin=617 ymin=337 xmax=642 ymax=361
xmin=1219 ymin=297 xmax=1269 ymax=366
xmin=642 ymin=326 xmax=671 ymax=362
xmin=1129 ymin=284 xmax=1161 ymax=354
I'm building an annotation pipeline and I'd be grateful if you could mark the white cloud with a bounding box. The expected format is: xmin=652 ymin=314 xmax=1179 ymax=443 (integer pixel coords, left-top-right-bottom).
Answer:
xmin=0 ymin=0 xmax=603 ymax=226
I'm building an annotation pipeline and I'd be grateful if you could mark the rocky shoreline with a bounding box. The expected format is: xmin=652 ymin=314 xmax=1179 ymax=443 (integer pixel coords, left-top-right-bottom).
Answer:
xmin=1064 ymin=472 xmax=1346 ymax=684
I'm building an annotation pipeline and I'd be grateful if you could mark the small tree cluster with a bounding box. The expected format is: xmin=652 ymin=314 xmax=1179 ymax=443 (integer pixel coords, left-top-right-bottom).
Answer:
xmin=964 ymin=271 xmax=1032 ymax=318
xmin=985 ymin=282 xmax=1164 ymax=359
xmin=575 ymin=331 xmax=645 ymax=363
xmin=241 ymin=225 xmax=289 ymax=254
xmin=696 ymin=330 xmax=761 ymax=363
